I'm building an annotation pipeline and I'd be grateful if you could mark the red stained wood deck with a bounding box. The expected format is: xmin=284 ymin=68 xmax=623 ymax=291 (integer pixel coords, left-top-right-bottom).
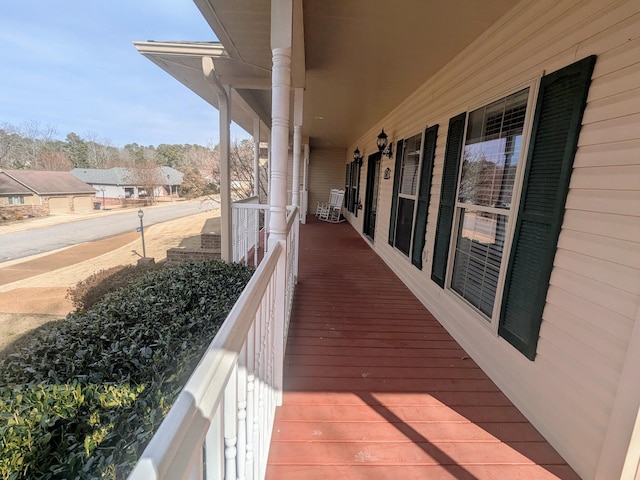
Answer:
xmin=265 ymin=216 xmax=580 ymax=479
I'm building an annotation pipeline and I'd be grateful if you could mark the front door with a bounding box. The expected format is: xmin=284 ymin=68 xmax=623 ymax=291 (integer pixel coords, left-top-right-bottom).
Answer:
xmin=363 ymin=152 xmax=381 ymax=240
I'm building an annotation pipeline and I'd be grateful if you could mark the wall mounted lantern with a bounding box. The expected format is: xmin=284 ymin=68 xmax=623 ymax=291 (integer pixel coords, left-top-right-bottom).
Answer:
xmin=377 ymin=129 xmax=393 ymax=158
xmin=353 ymin=147 xmax=364 ymax=165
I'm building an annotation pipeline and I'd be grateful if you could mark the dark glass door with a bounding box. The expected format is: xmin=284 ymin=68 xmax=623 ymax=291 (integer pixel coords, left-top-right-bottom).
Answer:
xmin=363 ymin=152 xmax=381 ymax=240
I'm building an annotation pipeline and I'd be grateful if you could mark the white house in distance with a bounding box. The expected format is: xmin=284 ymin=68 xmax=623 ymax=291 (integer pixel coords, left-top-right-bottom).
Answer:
xmin=70 ymin=166 xmax=183 ymax=205
xmin=130 ymin=1 xmax=640 ymax=479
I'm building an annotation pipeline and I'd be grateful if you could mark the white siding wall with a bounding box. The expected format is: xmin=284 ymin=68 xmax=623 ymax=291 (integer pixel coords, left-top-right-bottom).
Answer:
xmin=346 ymin=1 xmax=640 ymax=478
xmin=307 ymin=147 xmax=347 ymax=218
xmin=91 ymin=184 xmax=121 ymax=199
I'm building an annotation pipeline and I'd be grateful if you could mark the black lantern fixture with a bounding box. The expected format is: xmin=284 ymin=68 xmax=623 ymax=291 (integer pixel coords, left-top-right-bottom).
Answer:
xmin=377 ymin=129 xmax=393 ymax=158
xmin=353 ymin=147 xmax=364 ymax=165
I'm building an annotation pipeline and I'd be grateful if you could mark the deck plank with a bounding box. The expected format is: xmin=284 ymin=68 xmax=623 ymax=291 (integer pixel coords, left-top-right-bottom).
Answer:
xmin=266 ymin=217 xmax=580 ymax=479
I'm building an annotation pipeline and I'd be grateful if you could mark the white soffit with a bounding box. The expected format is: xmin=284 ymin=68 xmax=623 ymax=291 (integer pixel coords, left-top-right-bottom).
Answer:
xmin=146 ymin=0 xmax=522 ymax=148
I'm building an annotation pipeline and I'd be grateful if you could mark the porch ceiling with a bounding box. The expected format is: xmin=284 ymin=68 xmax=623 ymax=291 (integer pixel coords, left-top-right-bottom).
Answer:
xmin=139 ymin=0 xmax=522 ymax=149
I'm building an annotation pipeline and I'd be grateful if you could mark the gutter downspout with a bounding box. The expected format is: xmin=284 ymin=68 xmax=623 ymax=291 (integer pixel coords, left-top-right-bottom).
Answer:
xmin=292 ymin=88 xmax=303 ymax=216
xmin=202 ymin=56 xmax=232 ymax=262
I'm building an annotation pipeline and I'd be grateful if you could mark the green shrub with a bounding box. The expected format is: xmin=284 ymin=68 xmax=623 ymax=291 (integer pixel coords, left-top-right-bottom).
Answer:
xmin=66 ymin=263 xmax=164 ymax=312
xmin=0 ymin=260 xmax=254 ymax=480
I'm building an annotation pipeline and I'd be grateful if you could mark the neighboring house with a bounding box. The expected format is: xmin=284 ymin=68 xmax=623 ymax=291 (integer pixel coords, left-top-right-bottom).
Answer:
xmin=70 ymin=166 xmax=183 ymax=202
xmin=0 ymin=169 xmax=96 ymax=215
xmin=132 ymin=1 xmax=640 ymax=479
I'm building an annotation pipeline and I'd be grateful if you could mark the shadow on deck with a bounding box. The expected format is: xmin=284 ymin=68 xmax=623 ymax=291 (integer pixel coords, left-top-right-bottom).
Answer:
xmin=266 ymin=216 xmax=580 ymax=479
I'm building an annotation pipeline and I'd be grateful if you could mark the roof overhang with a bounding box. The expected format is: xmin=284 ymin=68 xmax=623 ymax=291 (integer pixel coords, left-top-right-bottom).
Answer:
xmin=138 ymin=0 xmax=523 ymax=149
xmin=134 ymin=41 xmax=271 ymax=142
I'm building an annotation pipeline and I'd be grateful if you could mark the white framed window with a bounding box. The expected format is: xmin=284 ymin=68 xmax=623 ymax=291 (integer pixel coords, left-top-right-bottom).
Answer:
xmin=8 ymin=196 xmax=25 ymax=205
xmin=449 ymin=88 xmax=532 ymax=324
xmin=391 ymin=132 xmax=423 ymax=257
xmin=432 ymin=57 xmax=596 ymax=358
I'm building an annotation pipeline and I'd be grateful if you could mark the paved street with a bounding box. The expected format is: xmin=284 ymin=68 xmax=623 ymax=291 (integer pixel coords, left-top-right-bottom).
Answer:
xmin=0 ymin=198 xmax=219 ymax=264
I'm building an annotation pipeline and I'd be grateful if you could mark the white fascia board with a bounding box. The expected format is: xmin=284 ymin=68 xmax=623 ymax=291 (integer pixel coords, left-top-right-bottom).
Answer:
xmin=133 ymin=41 xmax=227 ymax=58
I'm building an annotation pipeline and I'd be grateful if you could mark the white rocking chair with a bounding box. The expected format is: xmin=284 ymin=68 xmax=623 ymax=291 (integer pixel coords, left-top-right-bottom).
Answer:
xmin=316 ymin=188 xmax=345 ymax=223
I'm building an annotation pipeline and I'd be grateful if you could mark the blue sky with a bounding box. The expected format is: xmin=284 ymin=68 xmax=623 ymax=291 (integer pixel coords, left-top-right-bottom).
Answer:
xmin=0 ymin=1 xmax=249 ymax=148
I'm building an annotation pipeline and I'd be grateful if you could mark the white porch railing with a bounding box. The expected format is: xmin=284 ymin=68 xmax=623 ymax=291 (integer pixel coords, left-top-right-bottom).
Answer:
xmin=285 ymin=208 xmax=299 ymax=335
xmin=231 ymin=196 xmax=270 ymax=266
xmin=128 ymin=207 xmax=299 ymax=480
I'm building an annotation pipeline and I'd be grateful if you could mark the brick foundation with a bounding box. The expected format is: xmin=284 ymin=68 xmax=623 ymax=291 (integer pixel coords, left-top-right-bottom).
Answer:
xmin=200 ymin=232 xmax=221 ymax=250
xmin=166 ymin=247 xmax=221 ymax=264
xmin=0 ymin=205 xmax=47 ymax=221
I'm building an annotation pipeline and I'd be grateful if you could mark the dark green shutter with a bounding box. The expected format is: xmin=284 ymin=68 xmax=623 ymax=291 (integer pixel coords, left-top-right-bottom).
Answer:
xmin=411 ymin=124 xmax=439 ymax=269
xmin=355 ymin=159 xmax=362 ymax=217
xmin=431 ymin=112 xmax=466 ymax=287
xmin=499 ymin=55 xmax=596 ymax=360
xmin=388 ymin=140 xmax=405 ymax=246
xmin=345 ymin=163 xmax=350 ymax=211
xmin=349 ymin=161 xmax=355 ymax=213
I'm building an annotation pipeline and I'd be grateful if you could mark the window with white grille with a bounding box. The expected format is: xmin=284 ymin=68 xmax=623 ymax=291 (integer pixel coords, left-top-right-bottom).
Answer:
xmin=450 ymin=88 xmax=529 ymax=320
xmin=393 ymin=132 xmax=422 ymax=256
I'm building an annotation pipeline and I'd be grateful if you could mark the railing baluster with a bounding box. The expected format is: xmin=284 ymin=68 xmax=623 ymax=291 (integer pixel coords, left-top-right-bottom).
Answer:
xmin=252 ymin=308 xmax=262 ymax=480
xmin=245 ymin=323 xmax=255 ymax=479
xmin=231 ymin=197 xmax=270 ymax=266
xmin=237 ymin=344 xmax=247 ymax=480
xmin=186 ymin=444 xmax=204 ymax=480
xmin=263 ymin=277 xmax=276 ymax=475
xmin=265 ymin=209 xmax=270 ymax=255
xmin=257 ymin=294 xmax=267 ymax=479
xmin=253 ymin=206 xmax=259 ymax=266
xmin=205 ymin=404 xmax=224 ymax=480
xmin=224 ymin=365 xmax=238 ymax=480
xmin=127 ymin=208 xmax=298 ymax=480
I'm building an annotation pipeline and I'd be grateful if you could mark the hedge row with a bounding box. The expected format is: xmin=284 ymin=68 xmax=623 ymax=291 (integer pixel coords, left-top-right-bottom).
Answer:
xmin=0 ymin=260 xmax=254 ymax=480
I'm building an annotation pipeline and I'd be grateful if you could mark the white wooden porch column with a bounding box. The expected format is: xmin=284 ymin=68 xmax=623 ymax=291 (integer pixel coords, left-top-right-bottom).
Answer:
xmin=291 ymin=88 xmax=303 ymax=211
xmin=269 ymin=0 xmax=293 ymax=406
xmin=301 ymin=143 xmax=309 ymax=224
xmin=253 ymin=117 xmax=261 ymax=198
xmin=269 ymin=2 xmax=292 ymax=246
xmin=621 ymin=406 xmax=640 ymax=479
xmin=202 ymin=56 xmax=232 ymax=261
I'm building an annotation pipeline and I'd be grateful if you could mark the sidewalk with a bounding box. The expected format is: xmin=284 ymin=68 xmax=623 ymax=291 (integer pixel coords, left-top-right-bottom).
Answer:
xmin=0 ymin=231 xmax=138 ymax=287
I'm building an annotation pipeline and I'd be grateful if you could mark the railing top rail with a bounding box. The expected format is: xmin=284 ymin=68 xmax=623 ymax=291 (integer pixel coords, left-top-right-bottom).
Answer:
xmin=128 ymin=242 xmax=283 ymax=479
xmin=232 ymin=203 xmax=299 ymax=212
xmin=286 ymin=206 xmax=299 ymax=230
xmin=232 ymin=195 xmax=260 ymax=204
xmin=231 ymin=203 xmax=271 ymax=210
